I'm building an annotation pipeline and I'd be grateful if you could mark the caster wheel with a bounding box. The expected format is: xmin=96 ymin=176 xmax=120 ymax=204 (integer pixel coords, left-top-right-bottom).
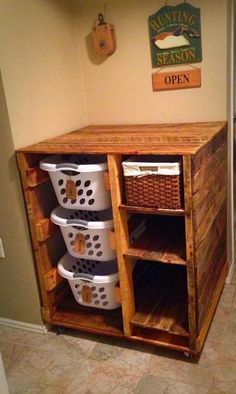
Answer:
xmin=56 ymin=327 xmax=65 ymax=336
xmin=183 ymin=352 xmax=198 ymax=362
xmin=184 ymin=352 xmax=191 ymax=359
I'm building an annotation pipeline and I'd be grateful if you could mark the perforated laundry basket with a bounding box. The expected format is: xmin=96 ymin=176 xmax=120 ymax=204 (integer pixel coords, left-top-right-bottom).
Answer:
xmin=40 ymin=155 xmax=111 ymax=210
xmin=51 ymin=206 xmax=116 ymax=261
xmin=58 ymin=253 xmax=120 ymax=310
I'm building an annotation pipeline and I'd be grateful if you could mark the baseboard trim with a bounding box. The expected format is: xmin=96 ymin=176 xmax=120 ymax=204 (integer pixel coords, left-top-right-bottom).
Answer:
xmin=0 ymin=318 xmax=47 ymax=334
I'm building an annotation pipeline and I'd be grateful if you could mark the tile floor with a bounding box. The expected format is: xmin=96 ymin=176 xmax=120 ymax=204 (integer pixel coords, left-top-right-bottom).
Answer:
xmin=0 ymin=269 xmax=236 ymax=394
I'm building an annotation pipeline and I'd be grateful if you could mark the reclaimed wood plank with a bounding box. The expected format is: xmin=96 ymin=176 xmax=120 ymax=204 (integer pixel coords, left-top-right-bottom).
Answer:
xmin=131 ymin=328 xmax=190 ymax=353
xmin=120 ymin=204 xmax=185 ymax=216
xmin=196 ymin=205 xmax=226 ymax=293
xmin=197 ymin=262 xmax=228 ymax=352
xmin=192 ymin=159 xmax=227 ymax=212
xmin=50 ymin=292 xmax=123 ymax=336
xmin=131 ymin=264 xmax=188 ymax=337
xmin=108 ymin=154 xmax=134 ymax=336
xmin=192 ymin=129 xmax=227 ymax=335
xmin=125 ymin=221 xmax=186 ymax=265
xmin=35 ymin=218 xmax=56 ymax=242
xmin=197 ymin=240 xmax=227 ymax=330
xmin=194 ymin=185 xmax=226 ymax=247
xmin=17 ymin=122 xmax=227 ymax=156
xmin=44 ymin=267 xmax=65 ymax=292
xmin=183 ymin=155 xmax=197 ymax=350
xmin=193 ymin=142 xmax=227 ymax=194
xmin=16 ymin=152 xmax=58 ymax=320
xmin=192 ymin=125 xmax=227 ymax=175
xmin=26 ymin=168 xmax=49 ymax=187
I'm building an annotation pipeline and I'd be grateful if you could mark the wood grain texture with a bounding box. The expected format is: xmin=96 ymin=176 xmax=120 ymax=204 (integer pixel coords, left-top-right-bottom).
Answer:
xmin=197 ymin=261 xmax=228 ymax=352
xmin=44 ymin=267 xmax=65 ymax=292
xmin=26 ymin=168 xmax=49 ymax=187
xmin=16 ymin=152 xmax=59 ymax=320
xmin=120 ymin=204 xmax=185 ymax=216
xmin=152 ymin=68 xmax=201 ymax=91
xmin=183 ymin=155 xmax=197 ymax=350
xmin=196 ymin=205 xmax=226 ymax=294
xmin=16 ymin=122 xmax=228 ymax=355
xmin=35 ymin=218 xmax=56 ymax=242
xmin=130 ymin=329 xmax=190 ymax=353
xmin=192 ymin=133 xmax=227 ymax=334
xmin=53 ymin=294 xmax=123 ymax=336
xmin=17 ymin=122 xmax=226 ymax=156
xmin=131 ymin=263 xmax=189 ymax=337
xmin=125 ymin=217 xmax=186 ymax=265
xmin=198 ymin=244 xmax=227 ymax=328
xmin=192 ymin=124 xmax=227 ymax=175
xmin=107 ymin=154 xmax=134 ymax=336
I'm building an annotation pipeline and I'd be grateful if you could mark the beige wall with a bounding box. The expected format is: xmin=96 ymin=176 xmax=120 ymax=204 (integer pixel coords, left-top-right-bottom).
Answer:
xmin=0 ymin=0 xmax=88 ymax=149
xmin=0 ymin=0 xmax=87 ymax=324
xmin=78 ymin=0 xmax=227 ymax=124
xmin=0 ymin=71 xmax=42 ymax=324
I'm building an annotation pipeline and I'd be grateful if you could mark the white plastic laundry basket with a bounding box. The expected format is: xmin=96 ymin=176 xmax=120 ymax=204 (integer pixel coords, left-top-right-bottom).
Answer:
xmin=58 ymin=253 xmax=120 ymax=310
xmin=51 ymin=206 xmax=116 ymax=261
xmin=40 ymin=155 xmax=111 ymax=210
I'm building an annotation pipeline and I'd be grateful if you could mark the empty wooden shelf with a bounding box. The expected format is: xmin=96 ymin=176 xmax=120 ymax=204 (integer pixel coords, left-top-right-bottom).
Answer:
xmin=16 ymin=121 xmax=227 ymax=358
xmin=131 ymin=263 xmax=188 ymax=337
xmin=125 ymin=216 xmax=186 ymax=265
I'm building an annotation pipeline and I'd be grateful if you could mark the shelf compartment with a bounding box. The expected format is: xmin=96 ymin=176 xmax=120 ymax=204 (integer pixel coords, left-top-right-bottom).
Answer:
xmin=120 ymin=204 xmax=185 ymax=216
xmin=51 ymin=292 xmax=124 ymax=337
xmin=125 ymin=216 xmax=186 ymax=265
xmin=131 ymin=263 xmax=189 ymax=337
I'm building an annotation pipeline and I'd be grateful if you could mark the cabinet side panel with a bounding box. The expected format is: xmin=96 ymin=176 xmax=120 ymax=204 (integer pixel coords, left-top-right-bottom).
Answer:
xmin=183 ymin=155 xmax=197 ymax=351
xmin=192 ymin=132 xmax=227 ymax=334
xmin=16 ymin=152 xmax=62 ymax=320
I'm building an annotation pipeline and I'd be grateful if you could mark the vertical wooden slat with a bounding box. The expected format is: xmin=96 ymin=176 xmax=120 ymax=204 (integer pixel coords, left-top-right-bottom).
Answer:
xmin=108 ymin=154 xmax=135 ymax=336
xmin=16 ymin=152 xmax=56 ymax=319
xmin=183 ymin=155 xmax=197 ymax=351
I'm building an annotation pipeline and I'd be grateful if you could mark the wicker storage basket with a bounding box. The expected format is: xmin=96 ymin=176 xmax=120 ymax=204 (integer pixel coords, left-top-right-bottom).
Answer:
xmin=122 ymin=156 xmax=183 ymax=209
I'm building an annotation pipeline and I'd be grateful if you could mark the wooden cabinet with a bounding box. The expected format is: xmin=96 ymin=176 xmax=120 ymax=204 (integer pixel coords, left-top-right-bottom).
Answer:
xmin=16 ymin=122 xmax=227 ymax=358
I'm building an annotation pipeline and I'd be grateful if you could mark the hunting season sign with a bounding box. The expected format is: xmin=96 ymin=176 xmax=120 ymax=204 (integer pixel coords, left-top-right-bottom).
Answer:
xmin=148 ymin=2 xmax=202 ymax=68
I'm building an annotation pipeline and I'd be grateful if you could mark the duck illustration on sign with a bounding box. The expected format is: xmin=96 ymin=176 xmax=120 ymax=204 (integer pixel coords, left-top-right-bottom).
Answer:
xmin=149 ymin=2 xmax=202 ymax=67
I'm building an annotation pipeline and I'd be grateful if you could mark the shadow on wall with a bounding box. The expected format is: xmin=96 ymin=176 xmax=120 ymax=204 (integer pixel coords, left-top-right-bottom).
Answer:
xmin=0 ymin=70 xmax=25 ymax=216
xmin=0 ymin=69 xmax=42 ymax=324
xmin=43 ymin=0 xmax=77 ymax=15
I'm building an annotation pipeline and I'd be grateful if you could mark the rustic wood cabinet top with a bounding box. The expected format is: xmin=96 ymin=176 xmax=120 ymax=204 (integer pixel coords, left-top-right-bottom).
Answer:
xmin=18 ymin=122 xmax=227 ymax=155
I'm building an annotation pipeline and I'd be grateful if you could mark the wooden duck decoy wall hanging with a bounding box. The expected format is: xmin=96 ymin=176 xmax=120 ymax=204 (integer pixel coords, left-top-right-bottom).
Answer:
xmin=92 ymin=13 xmax=116 ymax=56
